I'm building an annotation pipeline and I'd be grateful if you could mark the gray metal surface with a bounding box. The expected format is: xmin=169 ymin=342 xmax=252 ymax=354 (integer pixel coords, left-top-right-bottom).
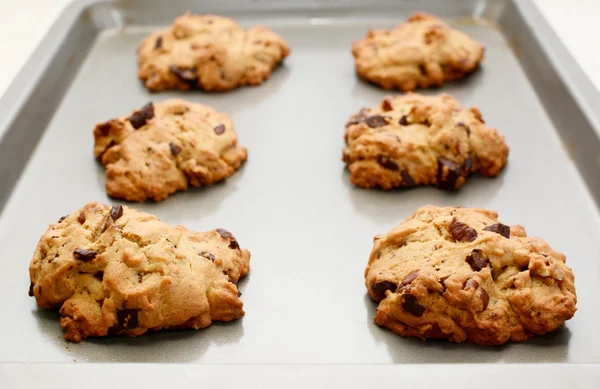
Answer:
xmin=1 ymin=0 xmax=600 ymax=376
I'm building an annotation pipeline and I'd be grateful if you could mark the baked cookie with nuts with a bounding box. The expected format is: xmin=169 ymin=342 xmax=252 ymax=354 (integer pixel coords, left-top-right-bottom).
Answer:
xmin=365 ymin=205 xmax=577 ymax=346
xmin=137 ymin=12 xmax=290 ymax=92
xmin=94 ymin=99 xmax=247 ymax=202
xmin=28 ymin=202 xmax=250 ymax=342
xmin=342 ymin=93 xmax=508 ymax=190
xmin=352 ymin=12 xmax=484 ymax=91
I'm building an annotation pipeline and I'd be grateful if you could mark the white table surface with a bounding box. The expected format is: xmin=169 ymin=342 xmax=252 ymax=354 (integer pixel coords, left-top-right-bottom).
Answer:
xmin=0 ymin=0 xmax=600 ymax=98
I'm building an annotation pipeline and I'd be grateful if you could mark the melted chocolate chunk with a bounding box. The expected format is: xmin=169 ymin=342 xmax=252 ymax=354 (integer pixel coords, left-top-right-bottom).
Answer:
xmin=449 ymin=219 xmax=478 ymax=242
xmin=154 ymin=36 xmax=163 ymax=49
xmin=200 ymin=251 xmax=215 ymax=261
xmin=480 ymin=289 xmax=490 ymax=310
xmin=464 ymin=279 xmax=479 ymax=290
xmin=216 ymin=228 xmax=234 ymax=239
xmin=437 ymin=157 xmax=462 ymax=190
xmin=73 ymin=249 xmax=97 ymax=262
xmin=58 ymin=215 xmax=67 ymax=223
xmin=401 ymin=270 xmax=419 ymax=286
xmin=484 ymin=223 xmax=510 ymax=238
xmin=169 ymin=142 xmax=181 ymax=156
xmin=465 ymin=249 xmax=490 ymax=271
xmin=110 ymin=204 xmax=123 ymax=221
xmin=365 ymin=115 xmax=388 ymax=128
xmin=372 ymin=281 xmax=397 ymax=297
xmin=229 ymin=240 xmax=240 ymax=250
xmin=117 ymin=309 xmax=139 ymax=329
xmin=399 ymin=115 xmax=409 ymax=125
xmin=401 ymin=294 xmax=426 ymax=316
xmin=381 ymin=99 xmax=393 ymax=111
xmin=128 ymin=102 xmax=155 ymax=130
xmin=169 ymin=65 xmax=198 ymax=84
xmin=28 ymin=282 xmax=34 ymax=297
xmin=377 ymin=155 xmax=399 ymax=171
xmin=94 ymin=272 xmax=104 ymax=281
xmin=401 ymin=170 xmax=416 ymax=188
xmin=213 ymin=124 xmax=226 ymax=135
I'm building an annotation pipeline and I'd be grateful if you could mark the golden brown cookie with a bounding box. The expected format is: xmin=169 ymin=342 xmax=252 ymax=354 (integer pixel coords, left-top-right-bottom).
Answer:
xmin=365 ymin=205 xmax=577 ymax=346
xmin=137 ymin=13 xmax=290 ymax=92
xmin=342 ymin=93 xmax=508 ymax=190
xmin=94 ymin=99 xmax=247 ymax=202
xmin=352 ymin=12 xmax=484 ymax=91
xmin=29 ymin=202 xmax=250 ymax=342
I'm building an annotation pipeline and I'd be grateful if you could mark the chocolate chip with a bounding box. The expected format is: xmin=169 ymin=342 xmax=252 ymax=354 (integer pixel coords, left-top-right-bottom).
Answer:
xmin=229 ymin=240 xmax=240 ymax=250
xmin=437 ymin=157 xmax=462 ymax=190
xmin=216 ymin=228 xmax=234 ymax=239
xmin=200 ymin=251 xmax=215 ymax=261
xmin=58 ymin=215 xmax=67 ymax=223
xmin=28 ymin=282 xmax=34 ymax=297
xmin=169 ymin=65 xmax=198 ymax=84
xmin=484 ymin=223 xmax=510 ymax=239
xmin=464 ymin=279 xmax=479 ymax=289
xmin=480 ymin=289 xmax=490 ymax=310
xmin=94 ymin=271 xmax=103 ymax=281
xmin=117 ymin=309 xmax=139 ymax=329
xmin=110 ymin=204 xmax=123 ymax=221
xmin=401 ymin=270 xmax=419 ymax=286
xmin=128 ymin=102 xmax=155 ymax=130
xmin=372 ymin=281 xmax=397 ymax=296
xmin=399 ymin=115 xmax=409 ymax=125
xmin=73 ymin=249 xmax=97 ymax=262
xmin=365 ymin=115 xmax=388 ymax=128
xmin=423 ymin=323 xmax=447 ymax=339
xmin=154 ymin=36 xmax=163 ymax=49
xmin=237 ymin=290 xmax=242 ymax=297
xmin=465 ymin=249 xmax=490 ymax=271
xmin=449 ymin=218 xmax=478 ymax=242
xmin=97 ymin=122 xmax=112 ymax=136
xmin=169 ymin=142 xmax=181 ymax=156
xmin=213 ymin=124 xmax=226 ymax=135
xmin=348 ymin=110 xmax=368 ymax=125
xmin=418 ymin=63 xmax=427 ymax=75
xmin=464 ymin=155 xmax=473 ymax=172
xmin=381 ymin=99 xmax=393 ymax=111
xmin=401 ymin=170 xmax=415 ymax=188
xmin=77 ymin=212 xmax=86 ymax=224
xmin=377 ymin=155 xmax=399 ymax=171
xmin=401 ymin=294 xmax=426 ymax=316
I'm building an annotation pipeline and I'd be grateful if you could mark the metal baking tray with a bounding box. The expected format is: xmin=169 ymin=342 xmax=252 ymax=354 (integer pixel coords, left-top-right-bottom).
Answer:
xmin=1 ymin=0 xmax=600 ymax=386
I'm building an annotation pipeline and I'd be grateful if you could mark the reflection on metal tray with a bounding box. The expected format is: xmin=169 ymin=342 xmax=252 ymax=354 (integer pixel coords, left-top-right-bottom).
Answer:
xmin=1 ymin=0 xmax=600 ymax=384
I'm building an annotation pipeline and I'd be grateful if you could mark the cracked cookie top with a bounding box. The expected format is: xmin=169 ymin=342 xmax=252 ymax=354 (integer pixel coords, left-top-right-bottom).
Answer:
xmin=29 ymin=202 xmax=250 ymax=342
xmin=94 ymin=99 xmax=247 ymax=202
xmin=342 ymin=93 xmax=508 ymax=190
xmin=137 ymin=12 xmax=290 ymax=92
xmin=352 ymin=12 xmax=484 ymax=91
xmin=365 ymin=205 xmax=577 ymax=346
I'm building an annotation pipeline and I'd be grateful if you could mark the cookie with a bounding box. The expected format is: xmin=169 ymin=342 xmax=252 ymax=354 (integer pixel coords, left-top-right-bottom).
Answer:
xmin=29 ymin=202 xmax=250 ymax=342
xmin=352 ymin=12 xmax=484 ymax=91
xmin=342 ymin=93 xmax=508 ymax=190
xmin=365 ymin=205 xmax=577 ymax=346
xmin=137 ymin=13 xmax=290 ymax=92
xmin=94 ymin=99 xmax=247 ymax=202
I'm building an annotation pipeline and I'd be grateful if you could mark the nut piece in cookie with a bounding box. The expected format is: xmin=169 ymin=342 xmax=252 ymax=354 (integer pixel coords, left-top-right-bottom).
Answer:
xmin=365 ymin=205 xmax=577 ymax=346
xmin=343 ymin=93 xmax=508 ymax=190
xmin=94 ymin=99 xmax=247 ymax=202
xmin=28 ymin=202 xmax=251 ymax=342
xmin=352 ymin=12 xmax=484 ymax=91
xmin=137 ymin=12 xmax=290 ymax=92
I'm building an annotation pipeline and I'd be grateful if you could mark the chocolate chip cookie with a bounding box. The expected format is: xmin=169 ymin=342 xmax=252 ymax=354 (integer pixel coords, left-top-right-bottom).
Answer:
xmin=137 ymin=12 xmax=290 ymax=92
xmin=365 ymin=205 xmax=577 ymax=346
xmin=94 ymin=99 xmax=247 ymax=202
xmin=29 ymin=202 xmax=250 ymax=342
xmin=342 ymin=93 xmax=508 ymax=190
xmin=352 ymin=12 xmax=484 ymax=91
